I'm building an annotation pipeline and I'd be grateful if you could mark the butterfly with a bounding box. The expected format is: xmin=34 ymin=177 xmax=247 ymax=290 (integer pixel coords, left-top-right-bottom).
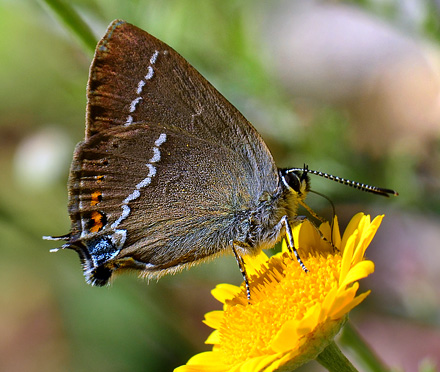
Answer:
xmin=44 ymin=20 xmax=397 ymax=297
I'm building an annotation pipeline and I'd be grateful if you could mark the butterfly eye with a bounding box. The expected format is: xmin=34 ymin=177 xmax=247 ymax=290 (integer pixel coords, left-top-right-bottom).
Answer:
xmin=281 ymin=170 xmax=301 ymax=192
xmin=288 ymin=173 xmax=301 ymax=192
xmin=280 ymin=168 xmax=311 ymax=196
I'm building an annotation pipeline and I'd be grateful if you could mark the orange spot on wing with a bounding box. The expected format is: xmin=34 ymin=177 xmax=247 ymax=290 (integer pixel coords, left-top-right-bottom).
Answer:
xmin=89 ymin=211 xmax=104 ymax=232
xmin=91 ymin=191 xmax=102 ymax=206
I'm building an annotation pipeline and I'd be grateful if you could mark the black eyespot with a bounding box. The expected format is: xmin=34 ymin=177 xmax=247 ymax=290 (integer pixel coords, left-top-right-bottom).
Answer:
xmin=91 ymin=265 xmax=113 ymax=286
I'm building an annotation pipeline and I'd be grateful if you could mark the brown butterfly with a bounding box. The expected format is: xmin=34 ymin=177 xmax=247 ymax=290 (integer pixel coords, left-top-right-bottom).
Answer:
xmin=44 ymin=20 xmax=397 ymax=296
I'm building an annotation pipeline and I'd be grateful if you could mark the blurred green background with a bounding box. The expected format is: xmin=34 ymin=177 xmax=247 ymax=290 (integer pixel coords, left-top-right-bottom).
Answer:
xmin=1 ymin=0 xmax=439 ymax=371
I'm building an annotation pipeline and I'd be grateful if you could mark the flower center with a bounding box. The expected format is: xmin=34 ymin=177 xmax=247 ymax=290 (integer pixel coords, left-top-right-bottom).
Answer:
xmin=218 ymin=252 xmax=342 ymax=366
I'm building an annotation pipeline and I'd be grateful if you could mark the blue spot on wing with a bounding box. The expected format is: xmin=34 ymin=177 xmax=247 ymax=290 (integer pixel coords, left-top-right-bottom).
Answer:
xmin=88 ymin=236 xmax=120 ymax=267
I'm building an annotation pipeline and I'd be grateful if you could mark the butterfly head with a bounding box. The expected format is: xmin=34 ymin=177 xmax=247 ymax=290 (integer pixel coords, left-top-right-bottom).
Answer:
xmin=279 ymin=167 xmax=311 ymax=201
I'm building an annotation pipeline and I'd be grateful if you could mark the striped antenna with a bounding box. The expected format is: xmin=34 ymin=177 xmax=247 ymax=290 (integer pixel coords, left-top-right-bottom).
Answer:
xmin=287 ymin=166 xmax=398 ymax=197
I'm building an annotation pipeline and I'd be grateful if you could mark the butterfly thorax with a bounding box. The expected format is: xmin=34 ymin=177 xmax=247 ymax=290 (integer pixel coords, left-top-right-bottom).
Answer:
xmin=236 ymin=174 xmax=304 ymax=254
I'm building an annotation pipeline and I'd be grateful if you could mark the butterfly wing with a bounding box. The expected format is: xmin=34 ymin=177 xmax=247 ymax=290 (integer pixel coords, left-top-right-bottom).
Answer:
xmin=59 ymin=20 xmax=281 ymax=285
xmin=70 ymin=122 xmax=255 ymax=271
xmin=87 ymin=20 xmax=277 ymax=192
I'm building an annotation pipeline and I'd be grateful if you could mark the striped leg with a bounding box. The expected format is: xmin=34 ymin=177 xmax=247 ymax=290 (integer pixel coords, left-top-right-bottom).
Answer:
xmin=232 ymin=242 xmax=252 ymax=301
xmin=280 ymin=216 xmax=308 ymax=273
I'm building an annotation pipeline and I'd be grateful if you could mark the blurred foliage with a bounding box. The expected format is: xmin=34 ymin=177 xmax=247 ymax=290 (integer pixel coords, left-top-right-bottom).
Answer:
xmin=1 ymin=0 xmax=439 ymax=371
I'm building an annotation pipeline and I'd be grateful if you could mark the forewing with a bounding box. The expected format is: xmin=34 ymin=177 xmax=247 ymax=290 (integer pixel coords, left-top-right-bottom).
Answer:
xmin=87 ymin=20 xmax=278 ymax=194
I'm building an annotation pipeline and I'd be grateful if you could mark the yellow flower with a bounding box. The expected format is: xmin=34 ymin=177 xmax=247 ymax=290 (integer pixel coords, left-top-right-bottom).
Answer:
xmin=175 ymin=213 xmax=383 ymax=372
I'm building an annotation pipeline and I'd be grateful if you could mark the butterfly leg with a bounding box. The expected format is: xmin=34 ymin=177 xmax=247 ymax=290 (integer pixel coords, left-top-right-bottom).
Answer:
xmin=231 ymin=242 xmax=252 ymax=301
xmin=280 ymin=216 xmax=308 ymax=273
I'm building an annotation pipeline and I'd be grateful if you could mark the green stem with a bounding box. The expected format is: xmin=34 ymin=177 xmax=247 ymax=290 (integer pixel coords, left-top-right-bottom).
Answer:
xmin=316 ymin=341 xmax=359 ymax=372
xmin=339 ymin=321 xmax=389 ymax=372
xmin=40 ymin=0 xmax=97 ymax=53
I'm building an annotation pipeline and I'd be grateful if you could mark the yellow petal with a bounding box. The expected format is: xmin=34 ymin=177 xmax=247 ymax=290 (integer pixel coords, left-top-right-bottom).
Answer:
xmin=340 ymin=260 xmax=375 ymax=288
xmin=339 ymin=231 xmax=358 ymax=286
xmin=203 ymin=311 xmax=224 ymax=329
xmin=241 ymin=353 xmax=285 ymax=372
xmin=211 ymin=284 xmax=241 ymax=304
xmin=243 ymin=251 xmax=269 ymax=275
xmin=319 ymin=221 xmax=331 ymax=241
xmin=356 ymin=214 xmax=370 ymax=238
xmin=271 ymin=319 xmax=302 ymax=353
xmin=281 ymin=238 xmax=289 ymax=253
xmin=174 ymin=365 xmax=208 ymax=372
xmin=295 ymin=219 xmax=334 ymax=256
xmin=370 ymin=215 xmax=384 ymax=235
xmin=270 ymin=304 xmax=323 ymax=354
xmin=331 ymin=215 xmax=342 ymax=249
xmin=298 ymin=220 xmax=319 ymax=251
xmin=340 ymin=213 xmax=364 ymax=251
xmin=353 ymin=215 xmax=384 ymax=262
xmin=292 ymin=222 xmax=302 ymax=253
xmin=329 ymin=283 xmax=359 ymax=317
xmin=331 ymin=291 xmax=371 ymax=319
xmin=175 ymin=351 xmax=227 ymax=372
xmin=321 ymin=286 xmax=339 ymax=315
xmin=265 ymin=350 xmax=305 ymax=372
xmin=205 ymin=330 xmax=220 ymax=345
xmin=319 ymin=216 xmax=341 ymax=249
xmin=297 ymin=303 xmax=322 ymax=335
